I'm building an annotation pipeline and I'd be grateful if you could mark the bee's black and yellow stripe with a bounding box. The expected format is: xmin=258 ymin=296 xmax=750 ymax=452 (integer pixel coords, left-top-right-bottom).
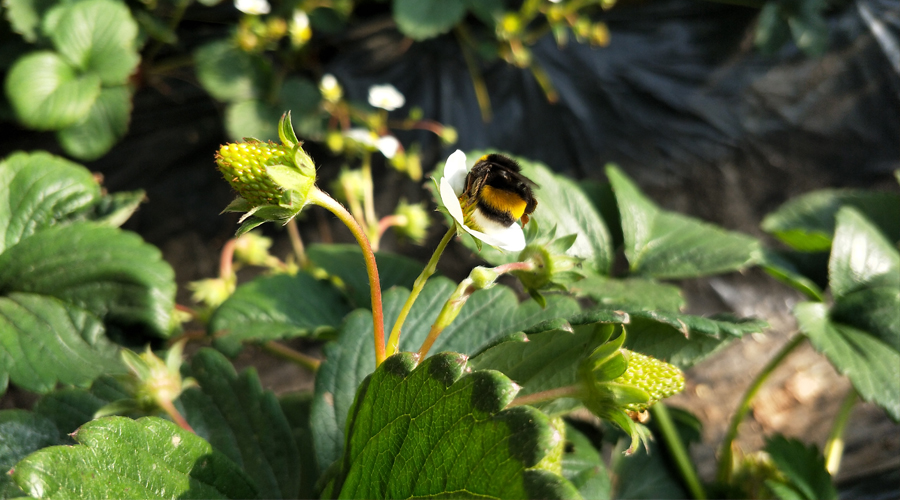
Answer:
xmin=465 ymin=154 xmax=537 ymax=227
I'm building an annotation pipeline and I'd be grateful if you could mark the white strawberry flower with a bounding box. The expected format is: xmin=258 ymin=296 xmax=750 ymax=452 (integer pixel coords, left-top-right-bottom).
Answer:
xmin=235 ymin=0 xmax=270 ymax=15
xmin=438 ymin=150 xmax=526 ymax=252
xmin=368 ymin=84 xmax=405 ymax=111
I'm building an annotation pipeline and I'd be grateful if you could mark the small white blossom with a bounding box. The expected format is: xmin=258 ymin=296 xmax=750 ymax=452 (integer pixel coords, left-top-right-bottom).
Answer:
xmin=343 ymin=128 xmax=378 ymax=149
xmin=376 ymin=136 xmax=401 ymax=159
xmin=290 ymin=10 xmax=312 ymax=45
xmin=438 ymin=150 xmax=526 ymax=252
xmin=235 ymin=0 xmax=270 ymax=15
xmin=368 ymin=84 xmax=405 ymax=111
xmin=320 ymin=74 xmax=343 ymax=102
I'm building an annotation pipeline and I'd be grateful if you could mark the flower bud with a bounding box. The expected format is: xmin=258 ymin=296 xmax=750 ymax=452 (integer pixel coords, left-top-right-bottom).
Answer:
xmin=234 ymin=231 xmax=273 ymax=266
xmin=188 ymin=276 xmax=236 ymax=309
xmin=393 ymin=199 xmax=430 ymax=245
xmin=95 ymin=341 xmax=197 ymax=418
xmin=513 ymin=225 xmax=584 ymax=306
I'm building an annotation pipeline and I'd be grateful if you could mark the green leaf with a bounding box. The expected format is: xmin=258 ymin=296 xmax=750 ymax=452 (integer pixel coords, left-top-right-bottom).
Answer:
xmin=759 ymin=249 xmax=825 ymax=301
xmin=179 ymin=349 xmax=300 ymax=499
xmin=0 ymin=293 xmax=123 ymax=395
xmin=278 ymin=77 xmax=320 ymax=117
xmin=307 ymin=244 xmax=422 ymax=308
xmin=469 ymin=324 xmax=618 ymax=416
xmin=828 ymin=208 xmax=900 ymax=350
xmin=56 ymin=85 xmax=131 ymax=161
xmin=436 ymin=152 xmax=614 ymax=273
xmin=46 ymin=0 xmax=139 ymax=85
xmin=33 ymin=386 xmax=112 ymax=436
xmin=195 ymin=41 xmax=272 ymax=102
xmin=795 ymin=302 xmax=900 ymax=421
xmin=0 ymin=410 xmax=61 ymax=498
xmin=761 ymin=189 xmax=900 ymax=251
xmin=332 ymin=352 xmax=579 ymax=498
xmin=392 ymin=0 xmax=467 ymax=41
xmin=11 ymin=416 xmax=258 ymax=499
xmin=571 ymin=274 xmax=685 ymax=312
xmin=0 ymin=223 xmax=176 ymax=337
xmin=279 ymin=393 xmax=319 ymax=500
xmin=5 ymin=51 xmax=101 ymax=130
xmin=2 ymin=0 xmax=58 ymax=42
xmin=82 ymin=189 xmax=146 ymax=228
xmin=607 ymin=165 xmax=761 ymax=279
xmin=623 ymin=310 xmax=768 ymax=368
xmin=0 ymin=151 xmax=100 ymax=253
xmin=463 ymin=0 xmax=503 ymax=26
xmin=225 ymin=99 xmax=280 ymax=142
xmin=610 ymin=431 xmax=687 ymax=499
xmin=310 ymin=277 xmax=579 ymax=472
xmin=208 ymin=272 xmax=351 ymax=355
xmin=764 ymin=435 xmax=837 ymax=500
xmin=562 ymin=424 xmax=611 ymax=500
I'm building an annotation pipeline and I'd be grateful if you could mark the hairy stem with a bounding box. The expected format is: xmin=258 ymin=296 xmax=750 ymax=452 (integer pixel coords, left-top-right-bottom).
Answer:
xmin=717 ymin=334 xmax=806 ymax=484
xmin=386 ymin=227 xmax=456 ymax=357
xmin=824 ymin=387 xmax=857 ymax=475
xmin=262 ymin=341 xmax=321 ymax=372
xmin=652 ymin=403 xmax=707 ymax=499
xmin=286 ymin=219 xmax=309 ymax=269
xmin=311 ymin=188 xmax=386 ymax=365
xmin=220 ymin=238 xmax=237 ymax=279
xmin=158 ymin=399 xmax=194 ymax=434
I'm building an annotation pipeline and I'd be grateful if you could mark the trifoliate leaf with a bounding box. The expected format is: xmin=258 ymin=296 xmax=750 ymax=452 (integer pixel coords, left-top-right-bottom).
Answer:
xmin=764 ymin=435 xmax=837 ymax=500
xmin=0 ymin=410 xmax=60 ymax=498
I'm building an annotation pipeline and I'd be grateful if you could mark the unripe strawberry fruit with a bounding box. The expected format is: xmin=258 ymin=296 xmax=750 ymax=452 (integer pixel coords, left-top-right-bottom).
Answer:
xmin=216 ymin=141 xmax=292 ymax=206
xmin=615 ymin=351 xmax=685 ymax=411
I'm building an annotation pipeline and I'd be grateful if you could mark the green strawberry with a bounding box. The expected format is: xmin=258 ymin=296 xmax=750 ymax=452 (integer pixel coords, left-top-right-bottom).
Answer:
xmin=216 ymin=140 xmax=292 ymax=206
xmin=614 ymin=350 xmax=685 ymax=411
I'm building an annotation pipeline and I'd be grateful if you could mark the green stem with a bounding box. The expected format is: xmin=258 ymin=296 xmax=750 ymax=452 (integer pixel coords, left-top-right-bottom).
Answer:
xmin=286 ymin=219 xmax=309 ymax=269
xmin=311 ymin=188 xmax=386 ymax=365
xmin=158 ymin=399 xmax=194 ymax=434
xmin=262 ymin=341 xmax=321 ymax=372
xmin=385 ymin=227 xmax=456 ymax=357
xmin=360 ymin=152 xmax=378 ymax=236
xmin=144 ymin=0 xmax=193 ymax=65
xmin=454 ymin=25 xmax=492 ymax=122
xmin=716 ymin=334 xmax=806 ymax=484
xmin=508 ymin=385 xmax=582 ymax=407
xmin=652 ymin=403 xmax=707 ymax=499
xmin=824 ymin=387 xmax=857 ymax=475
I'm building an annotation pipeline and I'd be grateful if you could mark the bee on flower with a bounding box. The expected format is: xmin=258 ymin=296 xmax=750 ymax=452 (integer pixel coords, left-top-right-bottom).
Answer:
xmin=438 ymin=150 xmax=537 ymax=252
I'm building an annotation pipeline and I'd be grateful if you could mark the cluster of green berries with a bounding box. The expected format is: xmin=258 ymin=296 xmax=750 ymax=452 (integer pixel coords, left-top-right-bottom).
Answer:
xmin=615 ymin=350 xmax=685 ymax=412
xmin=216 ymin=141 xmax=292 ymax=206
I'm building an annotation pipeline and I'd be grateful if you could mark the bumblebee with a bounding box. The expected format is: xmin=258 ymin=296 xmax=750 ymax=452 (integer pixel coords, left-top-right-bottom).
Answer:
xmin=463 ymin=154 xmax=538 ymax=232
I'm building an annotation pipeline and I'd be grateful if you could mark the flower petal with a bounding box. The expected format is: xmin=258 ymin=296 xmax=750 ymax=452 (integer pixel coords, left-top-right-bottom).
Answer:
xmin=444 ymin=150 xmax=468 ymax=196
xmin=440 ymin=177 xmax=466 ymax=225
xmin=464 ymin=223 xmax=526 ymax=252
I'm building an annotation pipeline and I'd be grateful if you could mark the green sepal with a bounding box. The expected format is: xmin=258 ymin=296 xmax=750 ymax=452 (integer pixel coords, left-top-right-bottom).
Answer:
xmin=278 ymin=111 xmax=299 ymax=149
